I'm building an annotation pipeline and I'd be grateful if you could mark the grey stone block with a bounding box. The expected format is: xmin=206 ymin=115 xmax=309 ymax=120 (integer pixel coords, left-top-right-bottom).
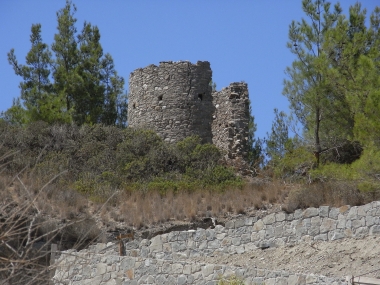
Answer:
xmin=235 ymin=219 xmax=245 ymax=228
xmin=265 ymin=226 xmax=275 ymax=239
xmin=241 ymin=233 xmax=251 ymax=243
xmin=370 ymin=225 xmax=380 ymax=235
xmin=155 ymin=275 xmax=167 ymax=285
xmin=202 ymin=264 xmax=214 ymax=278
xmin=208 ymin=240 xmax=220 ymax=249
xmin=206 ymin=229 xmax=215 ymax=240
xmin=314 ymin=234 xmax=327 ymax=241
xmin=172 ymin=264 xmax=183 ymax=274
xmin=177 ymin=274 xmax=187 ymax=285
xmin=225 ymin=220 xmax=235 ymax=229
xmin=320 ymin=218 xmax=337 ymax=233
xmin=274 ymin=225 xmax=284 ymax=238
xmin=245 ymin=217 xmax=254 ymax=226
xmin=232 ymin=237 xmax=241 ymax=246
xmin=303 ymin=207 xmax=319 ymax=218
xmin=329 ymin=230 xmax=345 ymax=240
xmin=319 ymin=206 xmax=329 ymax=217
xmin=347 ymin=206 xmax=358 ymax=219
xmin=294 ymin=209 xmax=303 ymax=220
xmin=276 ymin=212 xmax=286 ymax=222
xmin=352 ymin=218 xmax=365 ymax=229
xmin=329 ymin=207 xmax=340 ymax=219
xmin=263 ymin=213 xmax=276 ymax=225
xmin=354 ymin=226 xmax=369 ymax=238
xmin=253 ymin=219 xmax=264 ymax=231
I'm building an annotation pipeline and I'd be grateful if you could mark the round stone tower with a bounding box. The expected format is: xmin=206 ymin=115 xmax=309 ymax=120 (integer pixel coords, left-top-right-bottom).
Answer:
xmin=128 ymin=61 xmax=213 ymax=143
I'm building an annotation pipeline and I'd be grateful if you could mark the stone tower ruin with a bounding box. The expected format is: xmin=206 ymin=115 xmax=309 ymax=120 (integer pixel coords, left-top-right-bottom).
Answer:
xmin=128 ymin=60 xmax=250 ymax=169
xmin=211 ymin=82 xmax=250 ymax=165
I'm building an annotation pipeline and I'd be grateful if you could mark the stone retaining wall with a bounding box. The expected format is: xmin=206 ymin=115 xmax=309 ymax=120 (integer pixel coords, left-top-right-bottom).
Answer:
xmin=53 ymin=251 xmax=346 ymax=285
xmin=53 ymin=201 xmax=380 ymax=284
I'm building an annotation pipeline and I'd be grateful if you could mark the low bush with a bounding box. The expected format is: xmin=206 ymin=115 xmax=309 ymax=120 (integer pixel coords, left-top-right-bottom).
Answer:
xmin=272 ymin=145 xmax=316 ymax=181
xmin=218 ymin=275 xmax=245 ymax=285
xmin=309 ymin=145 xmax=380 ymax=194
xmin=284 ymin=180 xmax=380 ymax=212
xmin=0 ymin=122 xmax=241 ymax=201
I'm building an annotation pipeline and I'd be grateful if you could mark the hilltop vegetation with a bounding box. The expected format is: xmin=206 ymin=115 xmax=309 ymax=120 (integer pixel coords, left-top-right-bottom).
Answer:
xmin=1 ymin=0 xmax=380 ymax=208
xmin=0 ymin=121 xmax=241 ymax=200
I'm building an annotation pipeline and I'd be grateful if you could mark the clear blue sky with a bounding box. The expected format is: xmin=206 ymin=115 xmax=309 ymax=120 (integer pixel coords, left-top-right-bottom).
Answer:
xmin=0 ymin=1 xmax=378 ymax=139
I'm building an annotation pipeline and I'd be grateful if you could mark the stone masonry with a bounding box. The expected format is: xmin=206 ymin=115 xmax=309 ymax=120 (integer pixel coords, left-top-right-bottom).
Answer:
xmin=53 ymin=201 xmax=380 ymax=284
xmin=128 ymin=61 xmax=250 ymax=166
xmin=211 ymin=82 xmax=250 ymax=168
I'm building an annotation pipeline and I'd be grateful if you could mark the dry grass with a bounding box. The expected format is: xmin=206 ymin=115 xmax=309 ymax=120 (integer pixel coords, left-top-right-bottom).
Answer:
xmin=114 ymin=179 xmax=289 ymax=227
xmin=3 ymin=171 xmax=378 ymax=233
xmin=284 ymin=180 xmax=380 ymax=212
xmin=3 ymin=174 xmax=89 ymax=220
xmin=107 ymin=178 xmax=380 ymax=228
xmin=0 ymin=174 xmax=102 ymax=285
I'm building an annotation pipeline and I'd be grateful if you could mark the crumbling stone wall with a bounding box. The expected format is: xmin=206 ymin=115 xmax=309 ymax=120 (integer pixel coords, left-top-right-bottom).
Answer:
xmin=127 ymin=61 xmax=250 ymax=168
xmin=212 ymin=83 xmax=250 ymax=169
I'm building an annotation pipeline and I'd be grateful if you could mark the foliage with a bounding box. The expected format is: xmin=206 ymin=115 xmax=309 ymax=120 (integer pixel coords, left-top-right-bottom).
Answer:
xmin=265 ymin=108 xmax=290 ymax=168
xmin=246 ymin=98 xmax=263 ymax=171
xmin=283 ymin=0 xmax=354 ymax=165
xmin=282 ymin=0 xmax=380 ymax=180
xmin=322 ymin=3 xmax=380 ymax=147
xmin=0 ymin=122 xmax=241 ymax=200
xmin=4 ymin=0 xmax=126 ymax=126
xmin=310 ymin=145 xmax=380 ymax=193
xmin=284 ymin=180 xmax=372 ymax=212
xmin=209 ymin=80 xmax=217 ymax=92
xmin=1 ymin=98 xmax=28 ymax=125
xmin=218 ymin=275 xmax=245 ymax=285
xmin=6 ymin=24 xmax=70 ymax=124
xmin=273 ymin=141 xmax=316 ymax=180
xmin=185 ymin=165 xmax=241 ymax=186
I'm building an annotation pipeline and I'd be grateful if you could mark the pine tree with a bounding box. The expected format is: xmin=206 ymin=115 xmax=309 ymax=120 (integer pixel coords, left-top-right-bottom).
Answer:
xmin=323 ymin=4 xmax=380 ymax=147
xmin=7 ymin=24 xmax=70 ymax=124
xmin=265 ymin=109 xmax=289 ymax=164
xmin=51 ymin=0 xmax=126 ymax=126
xmin=0 ymin=98 xmax=27 ymax=125
xmin=51 ymin=0 xmax=79 ymax=118
xmin=5 ymin=0 xmax=127 ymax=127
xmin=246 ymin=101 xmax=263 ymax=171
xmin=75 ymin=22 xmax=105 ymax=124
xmin=283 ymin=0 xmax=354 ymax=166
xmin=100 ymin=54 xmax=126 ymax=126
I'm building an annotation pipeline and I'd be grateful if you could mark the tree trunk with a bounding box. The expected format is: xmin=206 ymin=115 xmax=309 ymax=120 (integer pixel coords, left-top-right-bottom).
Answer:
xmin=315 ymin=106 xmax=321 ymax=166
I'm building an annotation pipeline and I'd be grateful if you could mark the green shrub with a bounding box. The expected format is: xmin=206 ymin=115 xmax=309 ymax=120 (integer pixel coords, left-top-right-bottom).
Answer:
xmin=218 ymin=275 xmax=245 ymax=285
xmin=176 ymin=136 xmax=221 ymax=171
xmin=309 ymin=145 xmax=380 ymax=193
xmin=74 ymin=172 xmax=98 ymax=195
xmin=185 ymin=165 xmax=241 ymax=186
xmin=0 ymin=122 xmax=241 ymax=200
xmin=273 ymin=146 xmax=316 ymax=180
xmin=310 ymin=163 xmax=355 ymax=182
